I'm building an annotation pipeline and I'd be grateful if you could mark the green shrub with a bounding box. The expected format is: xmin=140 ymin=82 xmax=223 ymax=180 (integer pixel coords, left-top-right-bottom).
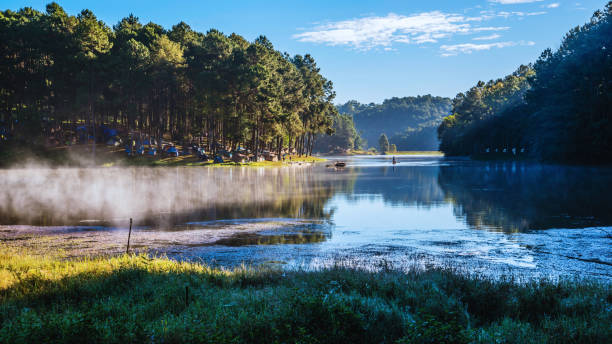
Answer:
xmin=0 ymin=249 xmax=610 ymax=343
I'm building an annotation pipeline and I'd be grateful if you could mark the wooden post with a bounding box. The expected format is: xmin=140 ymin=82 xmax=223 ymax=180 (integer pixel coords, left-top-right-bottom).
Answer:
xmin=126 ymin=218 xmax=133 ymax=254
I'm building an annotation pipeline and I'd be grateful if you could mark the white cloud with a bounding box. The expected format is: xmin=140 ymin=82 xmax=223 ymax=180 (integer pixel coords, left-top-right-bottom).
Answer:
xmin=473 ymin=34 xmax=502 ymax=40
xmin=441 ymin=42 xmax=515 ymax=56
xmin=472 ymin=26 xmax=512 ymax=32
xmin=546 ymin=3 xmax=560 ymax=8
xmin=440 ymin=40 xmax=535 ymax=56
xmin=294 ymin=12 xmax=469 ymax=49
xmin=497 ymin=11 xmax=547 ymax=17
xmin=489 ymin=0 xmax=543 ymax=4
xmin=293 ymin=11 xmax=515 ymax=50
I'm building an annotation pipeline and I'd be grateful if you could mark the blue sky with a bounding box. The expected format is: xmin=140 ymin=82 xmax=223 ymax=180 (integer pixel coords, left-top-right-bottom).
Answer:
xmin=3 ymin=0 xmax=606 ymax=103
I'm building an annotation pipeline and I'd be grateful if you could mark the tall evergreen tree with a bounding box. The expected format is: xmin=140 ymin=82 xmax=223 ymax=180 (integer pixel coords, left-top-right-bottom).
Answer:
xmin=379 ymin=133 xmax=389 ymax=153
xmin=0 ymin=3 xmax=340 ymax=158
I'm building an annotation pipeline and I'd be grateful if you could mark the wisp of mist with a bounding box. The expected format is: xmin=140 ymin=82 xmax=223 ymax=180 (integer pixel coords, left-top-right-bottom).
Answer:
xmin=0 ymin=165 xmax=336 ymax=226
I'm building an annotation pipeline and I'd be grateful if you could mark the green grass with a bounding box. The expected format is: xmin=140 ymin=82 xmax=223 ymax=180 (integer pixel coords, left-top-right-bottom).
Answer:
xmin=246 ymin=155 xmax=326 ymax=167
xmin=0 ymin=248 xmax=609 ymax=343
xmin=126 ymin=154 xmax=326 ymax=168
xmin=119 ymin=154 xmax=212 ymax=167
xmin=346 ymin=149 xmax=378 ymax=156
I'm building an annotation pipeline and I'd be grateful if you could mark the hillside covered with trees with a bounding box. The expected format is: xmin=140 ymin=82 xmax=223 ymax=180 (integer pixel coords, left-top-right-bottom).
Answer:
xmin=0 ymin=2 xmax=339 ymax=158
xmin=338 ymin=95 xmax=451 ymax=151
xmin=312 ymin=112 xmax=361 ymax=153
xmin=438 ymin=2 xmax=612 ymax=164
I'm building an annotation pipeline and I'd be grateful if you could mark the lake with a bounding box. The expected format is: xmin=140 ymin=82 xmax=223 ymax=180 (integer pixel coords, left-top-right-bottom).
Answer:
xmin=1 ymin=155 xmax=611 ymax=281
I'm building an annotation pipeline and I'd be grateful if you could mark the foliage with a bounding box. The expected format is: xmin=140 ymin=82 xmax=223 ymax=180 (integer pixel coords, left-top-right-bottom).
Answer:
xmin=313 ymin=113 xmax=360 ymax=152
xmin=339 ymin=96 xmax=452 ymax=151
xmin=437 ymin=65 xmax=533 ymax=156
xmin=379 ymin=133 xmax=390 ymax=153
xmin=438 ymin=3 xmax=612 ymax=164
xmin=391 ymin=126 xmax=442 ymax=152
xmin=0 ymin=248 xmax=610 ymax=343
xmin=0 ymin=2 xmax=338 ymax=157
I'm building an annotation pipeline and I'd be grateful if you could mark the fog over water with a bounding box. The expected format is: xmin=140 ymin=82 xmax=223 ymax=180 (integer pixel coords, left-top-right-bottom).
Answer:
xmin=0 ymin=165 xmax=341 ymax=226
xmin=1 ymin=156 xmax=611 ymax=281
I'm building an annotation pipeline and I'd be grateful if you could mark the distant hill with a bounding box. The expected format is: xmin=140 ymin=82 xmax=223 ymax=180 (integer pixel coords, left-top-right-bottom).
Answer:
xmin=337 ymin=95 xmax=451 ymax=151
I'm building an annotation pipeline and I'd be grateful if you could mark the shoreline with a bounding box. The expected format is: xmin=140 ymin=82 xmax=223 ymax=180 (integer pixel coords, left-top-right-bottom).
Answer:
xmin=0 ymin=247 xmax=609 ymax=343
xmin=0 ymin=144 xmax=326 ymax=168
xmin=2 ymin=222 xmax=610 ymax=283
xmin=321 ymin=150 xmax=444 ymax=157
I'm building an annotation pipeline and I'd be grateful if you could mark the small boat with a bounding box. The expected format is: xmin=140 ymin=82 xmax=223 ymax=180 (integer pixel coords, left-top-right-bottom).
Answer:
xmin=334 ymin=161 xmax=346 ymax=168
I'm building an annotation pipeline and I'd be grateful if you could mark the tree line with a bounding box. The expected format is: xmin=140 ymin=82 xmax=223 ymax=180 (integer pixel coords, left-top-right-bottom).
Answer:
xmin=312 ymin=112 xmax=361 ymax=153
xmin=338 ymin=96 xmax=451 ymax=151
xmin=0 ymin=2 xmax=339 ymax=158
xmin=438 ymin=2 xmax=612 ymax=164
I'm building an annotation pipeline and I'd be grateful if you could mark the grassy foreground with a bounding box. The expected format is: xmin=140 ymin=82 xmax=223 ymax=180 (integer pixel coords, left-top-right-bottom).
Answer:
xmin=0 ymin=250 xmax=610 ymax=344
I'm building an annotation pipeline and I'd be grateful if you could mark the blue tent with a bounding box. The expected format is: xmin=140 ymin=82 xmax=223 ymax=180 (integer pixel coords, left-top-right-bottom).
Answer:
xmin=166 ymin=147 xmax=179 ymax=157
xmin=101 ymin=126 xmax=118 ymax=140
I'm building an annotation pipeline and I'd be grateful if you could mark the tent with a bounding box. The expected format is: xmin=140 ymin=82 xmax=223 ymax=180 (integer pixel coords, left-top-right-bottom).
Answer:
xmin=166 ymin=146 xmax=179 ymax=157
xmin=102 ymin=126 xmax=118 ymax=140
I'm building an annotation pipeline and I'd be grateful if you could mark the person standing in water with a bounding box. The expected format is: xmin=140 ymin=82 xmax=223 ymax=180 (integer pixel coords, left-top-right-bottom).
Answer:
xmin=392 ymin=156 xmax=397 ymax=164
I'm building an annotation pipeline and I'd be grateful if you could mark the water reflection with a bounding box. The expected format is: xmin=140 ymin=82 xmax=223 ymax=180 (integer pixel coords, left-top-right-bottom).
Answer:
xmin=210 ymin=231 xmax=329 ymax=247
xmin=345 ymin=165 xmax=444 ymax=206
xmin=2 ymin=159 xmax=612 ymax=232
xmin=437 ymin=161 xmax=612 ymax=231
xmin=0 ymin=166 xmax=354 ymax=228
xmin=1 ymin=156 xmax=611 ymax=280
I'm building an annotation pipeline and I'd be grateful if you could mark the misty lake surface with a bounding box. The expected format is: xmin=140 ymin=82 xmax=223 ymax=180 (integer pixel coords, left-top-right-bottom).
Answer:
xmin=1 ymin=155 xmax=611 ymax=281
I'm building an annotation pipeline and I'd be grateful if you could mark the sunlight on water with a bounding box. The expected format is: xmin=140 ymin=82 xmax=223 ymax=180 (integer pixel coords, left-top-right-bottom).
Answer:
xmin=1 ymin=155 xmax=611 ymax=281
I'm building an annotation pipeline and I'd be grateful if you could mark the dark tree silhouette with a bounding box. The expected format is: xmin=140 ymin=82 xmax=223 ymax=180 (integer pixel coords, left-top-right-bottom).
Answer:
xmin=438 ymin=3 xmax=612 ymax=164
